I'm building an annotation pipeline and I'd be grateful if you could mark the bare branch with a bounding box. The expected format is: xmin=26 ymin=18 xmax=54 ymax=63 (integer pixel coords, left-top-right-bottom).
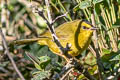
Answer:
xmin=91 ymin=8 xmax=105 ymax=80
xmin=52 ymin=60 xmax=73 ymax=80
xmin=0 ymin=28 xmax=25 ymax=80
xmin=51 ymin=12 xmax=68 ymax=25
xmin=60 ymin=68 xmax=73 ymax=80
xmin=36 ymin=0 xmax=71 ymax=59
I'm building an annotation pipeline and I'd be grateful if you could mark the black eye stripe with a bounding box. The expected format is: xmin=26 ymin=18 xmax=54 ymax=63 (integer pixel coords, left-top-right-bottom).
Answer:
xmin=82 ymin=26 xmax=89 ymax=29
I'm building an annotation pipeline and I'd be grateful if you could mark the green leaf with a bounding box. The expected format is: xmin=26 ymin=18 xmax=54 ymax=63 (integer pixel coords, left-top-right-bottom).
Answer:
xmin=38 ymin=56 xmax=51 ymax=69
xmin=34 ymin=62 xmax=42 ymax=70
xmin=118 ymin=0 xmax=120 ymax=5
xmin=36 ymin=16 xmax=47 ymax=28
xmin=108 ymin=19 xmax=120 ymax=30
xmin=23 ymin=43 xmax=58 ymax=70
xmin=25 ymin=43 xmax=48 ymax=57
xmin=101 ymin=51 xmax=119 ymax=70
xmin=74 ymin=0 xmax=91 ymax=10
xmin=38 ymin=56 xmax=51 ymax=63
xmin=101 ymin=50 xmax=118 ymax=62
xmin=93 ymin=0 xmax=103 ymax=4
xmin=18 ymin=26 xmax=25 ymax=33
xmin=80 ymin=1 xmax=91 ymax=9
xmin=84 ymin=52 xmax=96 ymax=66
xmin=75 ymin=0 xmax=103 ymax=10
xmin=31 ymin=69 xmax=40 ymax=75
xmin=108 ymin=25 xmax=120 ymax=31
xmin=110 ymin=54 xmax=120 ymax=61
xmin=78 ymin=74 xmax=84 ymax=80
xmin=118 ymin=41 xmax=120 ymax=49
xmin=102 ymin=48 xmax=111 ymax=55
xmin=95 ymin=3 xmax=101 ymax=15
xmin=26 ymin=53 xmax=51 ymax=70
xmin=0 ymin=61 xmax=9 ymax=67
xmin=32 ymin=71 xmax=50 ymax=80
xmin=26 ymin=53 xmax=42 ymax=70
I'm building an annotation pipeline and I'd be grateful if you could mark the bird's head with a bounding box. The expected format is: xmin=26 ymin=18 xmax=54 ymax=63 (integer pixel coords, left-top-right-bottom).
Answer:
xmin=80 ymin=20 xmax=97 ymax=33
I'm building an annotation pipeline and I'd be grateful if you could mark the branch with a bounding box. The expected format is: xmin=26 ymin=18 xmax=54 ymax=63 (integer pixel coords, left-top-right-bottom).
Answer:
xmin=37 ymin=0 xmax=71 ymax=59
xmin=52 ymin=59 xmax=96 ymax=80
xmin=60 ymin=68 xmax=73 ymax=80
xmin=52 ymin=60 xmax=74 ymax=80
xmin=91 ymin=8 xmax=105 ymax=80
xmin=0 ymin=28 xmax=25 ymax=80
xmin=51 ymin=12 xmax=68 ymax=25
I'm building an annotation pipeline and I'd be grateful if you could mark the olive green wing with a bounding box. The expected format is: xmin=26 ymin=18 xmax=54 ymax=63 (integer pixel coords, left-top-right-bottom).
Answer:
xmin=55 ymin=20 xmax=80 ymax=40
xmin=40 ymin=20 xmax=81 ymax=43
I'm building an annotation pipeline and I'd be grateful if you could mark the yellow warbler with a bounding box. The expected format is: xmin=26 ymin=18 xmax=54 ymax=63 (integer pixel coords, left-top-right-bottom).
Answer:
xmin=11 ymin=20 xmax=96 ymax=60
xmin=37 ymin=20 xmax=95 ymax=56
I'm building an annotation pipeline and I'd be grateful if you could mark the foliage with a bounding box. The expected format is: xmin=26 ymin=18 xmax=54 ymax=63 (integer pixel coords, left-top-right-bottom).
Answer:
xmin=0 ymin=0 xmax=120 ymax=80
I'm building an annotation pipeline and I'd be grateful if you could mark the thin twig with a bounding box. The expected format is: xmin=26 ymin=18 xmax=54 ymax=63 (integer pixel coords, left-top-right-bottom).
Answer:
xmin=0 ymin=28 xmax=25 ymax=80
xmin=60 ymin=68 xmax=73 ymax=80
xmin=37 ymin=11 xmax=66 ymax=54
xmin=88 ymin=45 xmax=96 ymax=57
xmin=91 ymin=8 xmax=105 ymax=80
xmin=52 ymin=59 xmax=96 ymax=80
xmin=26 ymin=52 xmax=40 ymax=65
xmin=73 ymin=59 xmax=96 ymax=80
xmin=51 ymin=12 xmax=68 ymax=25
xmin=52 ymin=60 xmax=73 ymax=80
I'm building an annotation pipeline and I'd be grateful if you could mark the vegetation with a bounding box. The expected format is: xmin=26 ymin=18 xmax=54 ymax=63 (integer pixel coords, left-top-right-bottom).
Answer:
xmin=0 ymin=0 xmax=120 ymax=80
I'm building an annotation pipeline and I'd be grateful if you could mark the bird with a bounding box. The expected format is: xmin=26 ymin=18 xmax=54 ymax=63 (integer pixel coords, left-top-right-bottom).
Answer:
xmin=10 ymin=20 xmax=96 ymax=61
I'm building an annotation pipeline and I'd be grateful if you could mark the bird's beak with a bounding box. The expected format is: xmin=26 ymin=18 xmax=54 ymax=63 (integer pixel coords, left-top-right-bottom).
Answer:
xmin=90 ymin=26 xmax=98 ymax=30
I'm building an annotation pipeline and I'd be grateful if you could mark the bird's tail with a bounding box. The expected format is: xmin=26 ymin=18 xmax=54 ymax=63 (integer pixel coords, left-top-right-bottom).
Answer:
xmin=9 ymin=36 xmax=50 ymax=46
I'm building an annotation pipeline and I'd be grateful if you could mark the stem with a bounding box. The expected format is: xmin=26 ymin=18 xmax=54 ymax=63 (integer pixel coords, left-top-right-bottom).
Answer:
xmin=0 ymin=28 xmax=25 ymax=80
xmin=91 ymin=9 xmax=105 ymax=80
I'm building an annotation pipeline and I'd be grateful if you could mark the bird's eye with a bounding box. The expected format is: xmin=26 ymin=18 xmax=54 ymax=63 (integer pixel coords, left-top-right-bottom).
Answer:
xmin=82 ymin=26 xmax=89 ymax=30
